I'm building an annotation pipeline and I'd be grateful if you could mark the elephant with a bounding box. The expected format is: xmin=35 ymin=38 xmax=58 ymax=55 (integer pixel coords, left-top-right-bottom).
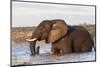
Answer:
xmin=26 ymin=19 xmax=94 ymax=56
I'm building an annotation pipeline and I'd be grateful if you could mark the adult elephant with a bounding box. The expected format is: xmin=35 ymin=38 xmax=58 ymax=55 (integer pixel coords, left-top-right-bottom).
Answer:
xmin=26 ymin=19 xmax=94 ymax=56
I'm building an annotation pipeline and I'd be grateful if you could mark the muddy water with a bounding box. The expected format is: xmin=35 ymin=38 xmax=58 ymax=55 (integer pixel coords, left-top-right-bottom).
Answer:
xmin=11 ymin=42 xmax=95 ymax=66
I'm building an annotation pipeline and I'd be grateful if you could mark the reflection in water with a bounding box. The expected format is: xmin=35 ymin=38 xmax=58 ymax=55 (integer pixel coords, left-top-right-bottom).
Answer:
xmin=12 ymin=42 xmax=52 ymax=65
xmin=12 ymin=42 xmax=51 ymax=55
xmin=12 ymin=42 xmax=95 ymax=66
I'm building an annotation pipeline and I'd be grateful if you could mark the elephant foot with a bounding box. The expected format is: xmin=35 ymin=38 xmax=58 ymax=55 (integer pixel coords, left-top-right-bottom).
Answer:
xmin=51 ymin=48 xmax=61 ymax=55
xmin=30 ymin=49 xmax=35 ymax=56
xmin=49 ymin=52 xmax=57 ymax=60
xmin=50 ymin=51 xmax=62 ymax=56
xmin=30 ymin=52 xmax=36 ymax=56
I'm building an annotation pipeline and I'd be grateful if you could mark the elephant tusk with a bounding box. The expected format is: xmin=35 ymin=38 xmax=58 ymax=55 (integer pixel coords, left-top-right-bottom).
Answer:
xmin=26 ymin=38 xmax=37 ymax=42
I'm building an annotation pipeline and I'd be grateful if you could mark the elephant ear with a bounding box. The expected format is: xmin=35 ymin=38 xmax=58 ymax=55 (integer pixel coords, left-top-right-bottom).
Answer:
xmin=48 ymin=19 xmax=68 ymax=43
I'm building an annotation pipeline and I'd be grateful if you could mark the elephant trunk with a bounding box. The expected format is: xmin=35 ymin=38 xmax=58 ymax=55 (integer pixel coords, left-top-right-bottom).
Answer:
xmin=26 ymin=38 xmax=37 ymax=56
xmin=30 ymin=41 xmax=36 ymax=56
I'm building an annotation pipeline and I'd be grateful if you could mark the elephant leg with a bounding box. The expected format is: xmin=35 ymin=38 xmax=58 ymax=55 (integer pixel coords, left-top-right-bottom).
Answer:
xmin=61 ymin=42 xmax=72 ymax=54
xmin=61 ymin=41 xmax=72 ymax=54
xmin=81 ymin=37 xmax=93 ymax=52
xmin=54 ymin=48 xmax=61 ymax=54
xmin=52 ymin=47 xmax=71 ymax=55
xmin=51 ymin=46 xmax=61 ymax=55
xmin=61 ymin=48 xmax=72 ymax=54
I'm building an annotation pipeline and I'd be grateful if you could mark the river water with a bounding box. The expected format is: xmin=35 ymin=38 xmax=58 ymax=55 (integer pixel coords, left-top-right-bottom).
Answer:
xmin=11 ymin=42 xmax=96 ymax=66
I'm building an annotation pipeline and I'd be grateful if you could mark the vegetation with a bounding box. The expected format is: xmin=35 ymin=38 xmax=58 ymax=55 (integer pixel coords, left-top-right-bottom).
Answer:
xmin=79 ymin=23 xmax=95 ymax=40
xmin=12 ymin=27 xmax=36 ymax=32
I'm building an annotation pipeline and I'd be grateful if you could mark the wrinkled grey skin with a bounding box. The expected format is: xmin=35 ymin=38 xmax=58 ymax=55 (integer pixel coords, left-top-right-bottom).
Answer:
xmin=28 ymin=19 xmax=94 ymax=56
xmin=29 ymin=20 xmax=52 ymax=56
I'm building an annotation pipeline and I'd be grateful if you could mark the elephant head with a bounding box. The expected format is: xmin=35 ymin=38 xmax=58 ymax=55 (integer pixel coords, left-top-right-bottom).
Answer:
xmin=26 ymin=19 xmax=68 ymax=56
